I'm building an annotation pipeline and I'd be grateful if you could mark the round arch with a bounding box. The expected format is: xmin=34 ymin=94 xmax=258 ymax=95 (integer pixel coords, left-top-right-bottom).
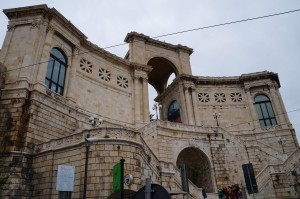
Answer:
xmin=147 ymin=57 xmax=179 ymax=94
xmin=176 ymin=147 xmax=214 ymax=192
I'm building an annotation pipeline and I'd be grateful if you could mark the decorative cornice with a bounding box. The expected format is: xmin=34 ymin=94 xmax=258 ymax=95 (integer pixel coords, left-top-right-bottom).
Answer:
xmin=124 ymin=32 xmax=193 ymax=55
xmin=31 ymin=20 xmax=42 ymax=29
xmin=3 ymin=4 xmax=87 ymax=41
xmin=131 ymin=62 xmax=152 ymax=73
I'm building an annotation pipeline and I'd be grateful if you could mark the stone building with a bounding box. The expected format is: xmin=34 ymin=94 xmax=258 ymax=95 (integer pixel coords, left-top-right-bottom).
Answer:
xmin=0 ymin=4 xmax=300 ymax=199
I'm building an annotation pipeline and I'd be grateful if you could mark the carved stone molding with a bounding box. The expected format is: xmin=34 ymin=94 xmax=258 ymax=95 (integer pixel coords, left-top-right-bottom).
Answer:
xmin=73 ymin=45 xmax=80 ymax=54
xmin=142 ymin=77 xmax=148 ymax=83
xmin=7 ymin=25 xmax=16 ymax=32
xmin=31 ymin=20 xmax=42 ymax=29
xmin=268 ymin=83 xmax=279 ymax=90
xmin=46 ymin=25 xmax=55 ymax=33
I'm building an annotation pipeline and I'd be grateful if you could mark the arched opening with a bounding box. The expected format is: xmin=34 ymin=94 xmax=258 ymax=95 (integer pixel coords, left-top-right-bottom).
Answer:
xmin=166 ymin=73 xmax=176 ymax=87
xmin=147 ymin=57 xmax=178 ymax=95
xmin=254 ymin=94 xmax=277 ymax=127
xmin=148 ymin=84 xmax=159 ymax=121
xmin=45 ymin=47 xmax=68 ymax=95
xmin=176 ymin=147 xmax=213 ymax=192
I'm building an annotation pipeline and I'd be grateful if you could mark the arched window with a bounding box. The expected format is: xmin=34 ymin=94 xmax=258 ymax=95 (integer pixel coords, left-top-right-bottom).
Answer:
xmin=254 ymin=94 xmax=277 ymax=127
xmin=168 ymin=100 xmax=181 ymax=123
xmin=45 ymin=48 xmax=67 ymax=95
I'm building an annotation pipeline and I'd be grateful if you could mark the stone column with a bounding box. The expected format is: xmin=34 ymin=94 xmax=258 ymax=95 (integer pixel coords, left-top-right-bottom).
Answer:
xmin=134 ymin=76 xmax=141 ymax=122
xmin=179 ymin=84 xmax=189 ymax=124
xmin=276 ymin=86 xmax=291 ymax=125
xmin=0 ymin=24 xmax=16 ymax=63
xmin=32 ymin=20 xmax=50 ymax=84
xmin=19 ymin=21 xmax=43 ymax=82
xmin=142 ymin=77 xmax=150 ymax=123
xmin=245 ymin=87 xmax=259 ymax=128
xmin=184 ymin=85 xmax=194 ymax=125
xmin=35 ymin=25 xmax=55 ymax=86
xmin=191 ymin=86 xmax=201 ymax=125
xmin=65 ymin=45 xmax=80 ymax=102
xmin=269 ymin=84 xmax=285 ymax=126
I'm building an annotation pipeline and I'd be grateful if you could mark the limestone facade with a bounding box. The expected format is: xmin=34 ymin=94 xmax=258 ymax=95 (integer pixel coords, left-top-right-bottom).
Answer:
xmin=0 ymin=4 xmax=299 ymax=199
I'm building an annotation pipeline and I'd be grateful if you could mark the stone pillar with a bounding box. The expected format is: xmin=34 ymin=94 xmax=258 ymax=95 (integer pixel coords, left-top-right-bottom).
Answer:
xmin=0 ymin=24 xmax=16 ymax=63
xmin=32 ymin=20 xmax=50 ymax=84
xmin=19 ymin=21 xmax=43 ymax=82
xmin=65 ymin=45 xmax=80 ymax=102
xmin=245 ymin=87 xmax=259 ymax=128
xmin=269 ymin=84 xmax=285 ymax=126
xmin=191 ymin=86 xmax=201 ymax=126
xmin=179 ymin=84 xmax=188 ymax=124
xmin=184 ymin=85 xmax=194 ymax=125
xmin=142 ymin=77 xmax=150 ymax=123
xmin=274 ymin=84 xmax=291 ymax=125
xmin=134 ymin=76 xmax=141 ymax=122
xmin=35 ymin=25 xmax=55 ymax=87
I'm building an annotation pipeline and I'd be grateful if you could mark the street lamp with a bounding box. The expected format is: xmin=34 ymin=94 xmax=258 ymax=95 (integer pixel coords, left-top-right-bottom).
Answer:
xmin=83 ymin=117 xmax=104 ymax=199
xmin=212 ymin=112 xmax=221 ymax=127
xmin=89 ymin=116 xmax=103 ymax=128
xmin=277 ymin=137 xmax=286 ymax=153
xmin=152 ymin=102 xmax=162 ymax=120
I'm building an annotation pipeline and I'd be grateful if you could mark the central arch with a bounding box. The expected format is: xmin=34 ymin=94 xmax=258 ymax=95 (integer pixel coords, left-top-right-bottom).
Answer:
xmin=147 ymin=57 xmax=178 ymax=95
xmin=176 ymin=147 xmax=214 ymax=192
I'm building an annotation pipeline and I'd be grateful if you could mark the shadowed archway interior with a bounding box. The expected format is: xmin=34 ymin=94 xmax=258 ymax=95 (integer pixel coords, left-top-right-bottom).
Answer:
xmin=147 ymin=57 xmax=178 ymax=95
xmin=176 ymin=147 xmax=213 ymax=192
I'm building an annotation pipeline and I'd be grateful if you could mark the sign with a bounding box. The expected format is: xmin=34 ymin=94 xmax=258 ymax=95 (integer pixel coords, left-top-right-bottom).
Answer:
xmin=56 ymin=165 xmax=75 ymax=192
xmin=242 ymin=163 xmax=258 ymax=194
xmin=113 ymin=163 xmax=121 ymax=192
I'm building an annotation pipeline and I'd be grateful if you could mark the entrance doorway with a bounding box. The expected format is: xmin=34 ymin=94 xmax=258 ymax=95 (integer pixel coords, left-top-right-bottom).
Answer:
xmin=176 ymin=147 xmax=213 ymax=192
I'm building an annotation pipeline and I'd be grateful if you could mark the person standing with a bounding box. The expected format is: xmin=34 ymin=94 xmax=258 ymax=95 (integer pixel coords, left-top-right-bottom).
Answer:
xmin=202 ymin=187 xmax=207 ymax=199
xmin=217 ymin=187 xmax=224 ymax=199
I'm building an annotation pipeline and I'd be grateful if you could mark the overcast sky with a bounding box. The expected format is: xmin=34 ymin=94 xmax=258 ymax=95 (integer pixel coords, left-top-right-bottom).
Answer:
xmin=1 ymin=1 xmax=299 ymax=140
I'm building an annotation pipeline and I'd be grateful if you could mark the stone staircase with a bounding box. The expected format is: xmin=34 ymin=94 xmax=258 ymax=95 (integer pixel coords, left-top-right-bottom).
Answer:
xmin=255 ymin=147 xmax=300 ymax=199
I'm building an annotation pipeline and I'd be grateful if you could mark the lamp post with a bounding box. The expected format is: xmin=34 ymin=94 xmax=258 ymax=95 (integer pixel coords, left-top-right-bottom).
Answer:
xmin=152 ymin=102 xmax=162 ymax=120
xmin=89 ymin=116 xmax=103 ymax=128
xmin=212 ymin=112 xmax=221 ymax=127
xmin=83 ymin=116 xmax=103 ymax=199
xmin=83 ymin=134 xmax=90 ymax=199
xmin=278 ymin=137 xmax=286 ymax=153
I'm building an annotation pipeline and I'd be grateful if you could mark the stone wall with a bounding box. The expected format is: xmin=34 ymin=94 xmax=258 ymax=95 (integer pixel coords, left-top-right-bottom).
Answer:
xmin=31 ymin=127 xmax=187 ymax=198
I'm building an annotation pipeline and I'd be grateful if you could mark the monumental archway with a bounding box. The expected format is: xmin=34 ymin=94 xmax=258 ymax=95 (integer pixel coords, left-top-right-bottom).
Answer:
xmin=176 ymin=147 xmax=214 ymax=192
xmin=147 ymin=57 xmax=178 ymax=95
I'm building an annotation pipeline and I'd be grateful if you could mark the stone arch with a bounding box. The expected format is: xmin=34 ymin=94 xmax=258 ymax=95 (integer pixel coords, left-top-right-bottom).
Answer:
xmin=147 ymin=57 xmax=179 ymax=95
xmin=176 ymin=146 xmax=214 ymax=192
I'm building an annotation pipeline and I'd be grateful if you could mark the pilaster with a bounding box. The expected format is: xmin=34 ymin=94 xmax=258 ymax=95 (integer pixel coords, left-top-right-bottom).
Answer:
xmin=142 ymin=77 xmax=149 ymax=123
xmin=35 ymin=25 xmax=55 ymax=91
xmin=191 ymin=86 xmax=201 ymax=126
